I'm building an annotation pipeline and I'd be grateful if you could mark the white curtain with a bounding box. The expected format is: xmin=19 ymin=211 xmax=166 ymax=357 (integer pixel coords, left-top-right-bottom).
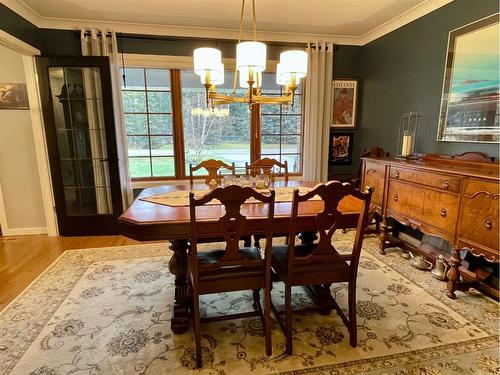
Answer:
xmin=302 ymin=42 xmax=334 ymax=182
xmin=81 ymin=28 xmax=133 ymax=209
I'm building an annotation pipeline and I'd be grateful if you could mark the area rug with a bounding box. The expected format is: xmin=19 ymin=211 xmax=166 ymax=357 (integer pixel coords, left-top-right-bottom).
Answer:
xmin=0 ymin=234 xmax=498 ymax=375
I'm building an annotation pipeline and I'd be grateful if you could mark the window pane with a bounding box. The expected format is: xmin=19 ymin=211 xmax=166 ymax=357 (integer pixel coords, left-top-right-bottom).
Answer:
xmin=282 ymin=135 xmax=301 ymax=154
xmin=181 ymin=70 xmax=250 ymax=171
xmin=151 ymin=136 xmax=174 ymax=156
xmin=152 ymin=157 xmax=175 ymax=177
xmin=282 ymin=115 xmax=301 ymax=134
xmin=146 ymin=69 xmax=170 ymax=90
xmin=125 ymin=114 xmax=148 ymax=135
xmin=282 ymin=154 xmax=301 ymax=173
xmin=148 ymin=91 xmax=171 ymax=113
xmin=149 ymin=114 xmax=173 ymax=134
xmin=261 ymin=135 xmax=280 ymax=154
xmin=261 ymin=115 xmax=280 ymax=134
xmin=122 ymin=91 xmax=146 ymax=112
xmin=261 ymin=104 xmax=281 ymax=115
xmin=127 ymin=135 xmax=150 ymax=156
xmin=287 ymin=94 xmax=302 ymax=115
xmin=129 ymin=157 xmax=151 ymax=178
xmin=121 ymin=68 xmax=145 ymax=90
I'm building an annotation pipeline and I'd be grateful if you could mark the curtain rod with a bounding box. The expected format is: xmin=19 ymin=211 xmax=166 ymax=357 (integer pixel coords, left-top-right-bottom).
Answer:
xmin=76 ymin=31 xmax=338 ymax=49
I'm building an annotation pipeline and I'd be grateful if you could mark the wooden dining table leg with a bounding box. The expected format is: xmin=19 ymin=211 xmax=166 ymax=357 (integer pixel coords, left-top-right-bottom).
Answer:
xmin=168 ymin=239 xmax=190 ymax=334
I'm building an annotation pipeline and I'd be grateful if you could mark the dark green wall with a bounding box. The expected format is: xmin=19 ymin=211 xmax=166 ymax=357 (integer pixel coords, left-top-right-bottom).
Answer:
xmin=358 ymin=0 xmax=499 ymax=164
xmin=2 ymin=0 xmax=497 ymax=174
xmin=0 ymin=4 xmax=80 ymax=55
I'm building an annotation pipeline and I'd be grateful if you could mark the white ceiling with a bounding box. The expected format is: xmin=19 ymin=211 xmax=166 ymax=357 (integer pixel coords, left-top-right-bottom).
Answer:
xmin=4 ymin=0 xmax=453 ymax=45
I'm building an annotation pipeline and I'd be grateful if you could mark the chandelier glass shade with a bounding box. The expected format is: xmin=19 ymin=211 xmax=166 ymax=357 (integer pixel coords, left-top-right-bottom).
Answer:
xmin=192 ymin=0 xmax=307 ymax=108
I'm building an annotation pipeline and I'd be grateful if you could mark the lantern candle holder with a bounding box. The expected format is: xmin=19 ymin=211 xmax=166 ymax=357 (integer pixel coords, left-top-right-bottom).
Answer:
xmin=396 ymin=111 xmax=421 ymax=160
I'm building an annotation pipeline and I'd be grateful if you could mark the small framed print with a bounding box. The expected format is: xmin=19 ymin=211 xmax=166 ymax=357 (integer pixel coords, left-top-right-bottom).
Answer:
xmin=0 ymin=83 xmax=29 ymax=109
xmin=329 ymin=130 xmax=353 ymax=165
xmin=332 ymin=79 xmax=359 ymax=129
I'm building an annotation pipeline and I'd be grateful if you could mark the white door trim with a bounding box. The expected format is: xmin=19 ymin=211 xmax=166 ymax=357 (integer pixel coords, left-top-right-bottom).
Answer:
xmin=0 ymin=30 xmax=58 ymax=236
xmin=23 ymin=55 xmax=59 ymax=236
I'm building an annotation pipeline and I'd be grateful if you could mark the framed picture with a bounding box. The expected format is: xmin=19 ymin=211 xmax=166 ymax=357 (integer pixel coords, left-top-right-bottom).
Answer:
xmin=0 ymin=83 xmax=29 ymax=109
xmin=329 ymin=131 xmax=353 ymax=165
xmin=437 ymin=13 xmax=499 ymax=143
xmin=332 ymin=78 xmax=359 ymax=129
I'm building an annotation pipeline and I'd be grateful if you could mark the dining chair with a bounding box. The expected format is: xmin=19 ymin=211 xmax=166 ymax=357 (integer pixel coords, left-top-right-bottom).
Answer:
xmin=189 ymin=159 xmax=236 ymax=185
xmin=245 ymin=157 xmax=289 ymax=183
xmin=246 ymin=158 xmax=289 ymax=248
xmin=271 ymin=181 xmax=372 ymax=354
xmin=188 ymin=185 xmax=276 ymax=367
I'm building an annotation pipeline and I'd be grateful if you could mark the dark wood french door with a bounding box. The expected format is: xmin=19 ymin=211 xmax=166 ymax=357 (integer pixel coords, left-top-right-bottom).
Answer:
xmin=36 ymin=56 xmax=123 ymax=235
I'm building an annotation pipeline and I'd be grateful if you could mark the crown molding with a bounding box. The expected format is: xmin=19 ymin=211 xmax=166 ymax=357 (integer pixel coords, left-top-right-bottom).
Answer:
xmin=0 ymin=29 xmax=40 ymax=55
xmin=2 ymin=0 xmax=453 ymax=46
xmin=359 ymin=0 xmax=453 ymax=45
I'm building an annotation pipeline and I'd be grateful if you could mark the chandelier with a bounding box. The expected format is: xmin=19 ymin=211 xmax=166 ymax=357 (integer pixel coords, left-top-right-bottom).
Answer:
xmin=192 ymin=0 xmax=308 ymax=109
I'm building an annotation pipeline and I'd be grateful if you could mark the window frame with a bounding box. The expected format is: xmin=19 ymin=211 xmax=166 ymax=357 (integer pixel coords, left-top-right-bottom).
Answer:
xmin=121 ymin=54 xmax=305 ymax=183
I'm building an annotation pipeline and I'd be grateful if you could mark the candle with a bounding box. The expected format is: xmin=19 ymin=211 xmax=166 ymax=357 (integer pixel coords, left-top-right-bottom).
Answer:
xmin=402 ymin=134 xmax=413 ymax=157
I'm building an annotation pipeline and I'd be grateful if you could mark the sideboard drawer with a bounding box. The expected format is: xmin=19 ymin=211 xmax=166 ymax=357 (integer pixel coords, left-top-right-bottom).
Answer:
xmin=387 ymin=180 xmax=413 ymax=217
xmin=390 ymin=167 xmax=461 ymax=193
xmin=363 ymin=161 xmax=386 ymax=207
xmin=458 ymin=179 xmax=499 ymax=253
xmin=422 ymin=189 xmax=459 ymax=235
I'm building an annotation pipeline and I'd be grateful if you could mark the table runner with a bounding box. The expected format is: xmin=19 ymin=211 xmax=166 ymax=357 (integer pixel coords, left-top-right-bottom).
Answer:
xmin=140 ymin=186 xmax=321 ymax=207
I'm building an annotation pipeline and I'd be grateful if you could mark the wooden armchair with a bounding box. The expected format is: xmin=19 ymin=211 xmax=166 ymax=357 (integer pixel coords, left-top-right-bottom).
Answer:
xmin=245 ymin=157 xmax=289 ymax=183
xmin=188 ymin=185 xmax=276 ymax=367
xmin=189 ymin=159 xmax=236 ymax=185
xmin=271 ymin=181 xmax=372 ymax=354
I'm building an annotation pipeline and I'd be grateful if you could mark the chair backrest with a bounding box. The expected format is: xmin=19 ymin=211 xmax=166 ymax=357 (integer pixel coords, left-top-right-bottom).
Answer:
xmin=189 ymin=185 xmax=276 ymax=272
xmin=189 ymin=159 xmax=236 ymax=185
xmin=245 ymin=157 xmax=289 ymax=182
xmin=286 ymin=181 xmax=372 ymax=275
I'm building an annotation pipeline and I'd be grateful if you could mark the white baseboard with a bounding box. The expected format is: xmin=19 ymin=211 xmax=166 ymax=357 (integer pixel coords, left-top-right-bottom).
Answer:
xmin=1 ymin=226 xmax=48 ymax=236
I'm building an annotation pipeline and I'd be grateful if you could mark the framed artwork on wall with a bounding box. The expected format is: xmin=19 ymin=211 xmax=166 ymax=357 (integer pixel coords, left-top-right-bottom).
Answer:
xmin=329 ymin=130 xmax=353 ymax=165
xmin=0 ymin=83 xmax=29 ymax=109
xmin=331 ymin=78 xmax=359 ymax=129
xmin=437 ymin=13 xmax=499 ymax=143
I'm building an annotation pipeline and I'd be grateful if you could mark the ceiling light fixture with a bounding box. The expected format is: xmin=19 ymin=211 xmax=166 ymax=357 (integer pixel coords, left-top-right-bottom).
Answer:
xmin=193 ymin=0 xmax=307 ymax=109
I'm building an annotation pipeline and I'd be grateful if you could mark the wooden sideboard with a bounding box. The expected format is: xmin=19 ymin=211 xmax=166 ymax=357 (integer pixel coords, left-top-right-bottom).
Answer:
xmin=361 ymin=152 xmax=499 ymax=299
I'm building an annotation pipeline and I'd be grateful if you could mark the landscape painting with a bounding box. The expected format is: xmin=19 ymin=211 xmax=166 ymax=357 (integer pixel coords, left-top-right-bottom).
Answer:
xmin=437 ymin=14 xmax=499 ymax=143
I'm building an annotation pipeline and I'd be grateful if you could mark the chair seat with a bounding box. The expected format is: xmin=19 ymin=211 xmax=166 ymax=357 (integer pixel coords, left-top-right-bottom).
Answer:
xmin=198 ymin=247 xmax=263 ymax=282
xmin=271 ymin=245 xmax=349 ymax=275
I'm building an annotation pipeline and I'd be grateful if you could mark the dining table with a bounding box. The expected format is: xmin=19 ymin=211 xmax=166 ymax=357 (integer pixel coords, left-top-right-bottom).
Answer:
xmin=118 ymin=180 xmax=366 ymax=334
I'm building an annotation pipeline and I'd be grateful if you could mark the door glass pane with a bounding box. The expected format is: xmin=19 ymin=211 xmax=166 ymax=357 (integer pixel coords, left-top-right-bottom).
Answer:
xmin=181 ymin=70 xmax=250 ymax=172
xmin=49 ymin=67 xmax=113 ymax=215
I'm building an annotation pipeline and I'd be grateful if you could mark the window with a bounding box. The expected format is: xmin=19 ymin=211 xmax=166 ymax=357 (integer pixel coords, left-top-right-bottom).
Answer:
xmin=121 ymin=64 xmax=304 ymax=181
xmin=260 ymin=73 xmax=303 ymax=173
xmin=121 ymin=68 xmax=176 ymax=179
xmin=181 ymin=70 xmax=250 ymax=174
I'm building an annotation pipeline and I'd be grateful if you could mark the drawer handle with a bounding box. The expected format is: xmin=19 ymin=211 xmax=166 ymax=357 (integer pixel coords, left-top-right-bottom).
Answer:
xmin=393 ymin=194 xmax=398 ymax=202
xmin=395 ymin=171 xmax=400 ymax=178
xmin=484 ymin=219 xmax=492 ymax=230
xmin=442 ymin=180 xmax=449 ymax=189
xmin=440 ymin=208 xmax=447 ymax=218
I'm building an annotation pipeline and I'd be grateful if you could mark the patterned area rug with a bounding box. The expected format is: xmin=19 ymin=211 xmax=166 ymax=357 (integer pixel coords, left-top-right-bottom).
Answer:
xmin=0 ymin=234 xmax=498 ymax=375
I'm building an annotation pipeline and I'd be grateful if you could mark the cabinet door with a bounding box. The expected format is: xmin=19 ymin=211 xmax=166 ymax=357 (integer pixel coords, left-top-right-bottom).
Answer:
xmin=458 ymin=179 xmax=499 ymax=251
xmin=363 ymin=161 xmax=385 ymax=207
xmin=36 ymin=56 xmax=123 ymax=235
xmin=387 ymin=180 xmax=413 ymax=218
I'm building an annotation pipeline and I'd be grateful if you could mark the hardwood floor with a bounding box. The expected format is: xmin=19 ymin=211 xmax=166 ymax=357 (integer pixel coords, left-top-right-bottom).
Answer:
xmin=0 ymin=234 xmax=158 ymax=311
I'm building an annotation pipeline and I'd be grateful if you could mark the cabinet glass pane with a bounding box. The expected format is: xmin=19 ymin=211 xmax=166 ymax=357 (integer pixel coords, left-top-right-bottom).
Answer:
xmin=49 ymin=67 xmax=113 ymax=215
